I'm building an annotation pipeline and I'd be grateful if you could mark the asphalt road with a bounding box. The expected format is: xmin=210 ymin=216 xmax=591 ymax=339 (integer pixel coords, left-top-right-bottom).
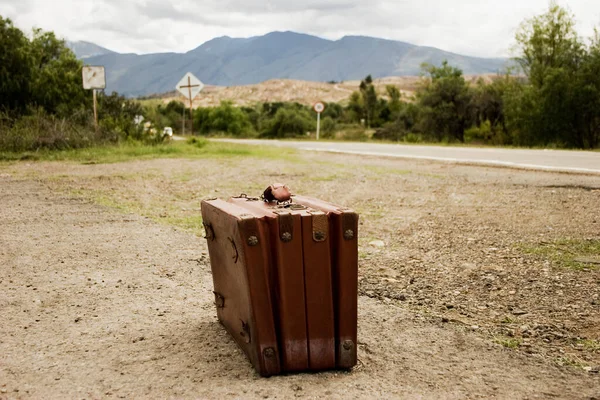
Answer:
xmin=214 ymin=139 xmax=600 ymax=175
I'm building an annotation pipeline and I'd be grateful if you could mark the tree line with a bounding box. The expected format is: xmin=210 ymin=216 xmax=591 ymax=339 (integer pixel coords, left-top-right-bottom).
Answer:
xmin=363 ymin=3 xmax=600 ymax=149
xmin=0 ymin=16 xmax=146 ymax=152
xmin=154 ymin=4 xmax=599 ymax=149
xmin=2 ymin=3 xmax=599 ymax=152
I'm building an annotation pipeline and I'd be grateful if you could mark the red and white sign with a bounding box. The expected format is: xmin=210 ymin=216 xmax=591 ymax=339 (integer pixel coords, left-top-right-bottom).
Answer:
xmin=313 ymin=102 xmax=325 ymax=113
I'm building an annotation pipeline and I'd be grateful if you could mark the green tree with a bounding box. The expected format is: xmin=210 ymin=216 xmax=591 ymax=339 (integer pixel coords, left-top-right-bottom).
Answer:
xmin=208 ymin=101 xmax=253 ymax=135
xmin=193 ymin=101 xmax=253 ymax=136
xmin=571 ymin=31 xmax=600 ymax=148
xmin=507 ymin=2 xmax=599 ymax=148
xmin=322 ymin=102 xmax=343 ymax=120
xmin=0 ymin=17 xmax=33 ymax=113
xmin=29 ymin=29 xmax=87 ymax=116
xmin=359 ymin=75 xmax=378 ymax=127
xmin=346 ymin=91 xmax=364 ymax=123
xmin=386 ymin=85 xmax=402 ymax=119
xmin=417 ymin=61 xmax=473 ymax=142
xmin=261 ymin=107 xmax=314 ymax=138
xmin=470 ymin=75 xmax=515 ymax=144
xmin=515 ymin=2 xmax=583 ymax=88
xmin=98 ymin=92 xmax=143 ymax=139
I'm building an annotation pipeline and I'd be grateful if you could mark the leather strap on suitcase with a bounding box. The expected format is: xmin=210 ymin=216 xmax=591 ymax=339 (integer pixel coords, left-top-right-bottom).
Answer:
xmin=291 ymin=195 xmax=359 ymax=369
xmin=229 ymin=197 xmax=337 ymax=371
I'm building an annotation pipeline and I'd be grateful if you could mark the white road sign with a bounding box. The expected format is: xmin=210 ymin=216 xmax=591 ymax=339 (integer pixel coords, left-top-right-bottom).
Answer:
xmin=176 ymin=72 xmax=204 ymax=101
xmin=313 ymin=102 xmax=325 ymax=113
xmin=82 ymin=66 xmax=106 ymax=90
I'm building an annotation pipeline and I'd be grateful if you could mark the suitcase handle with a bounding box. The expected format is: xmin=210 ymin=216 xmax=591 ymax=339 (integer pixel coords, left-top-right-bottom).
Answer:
xmin=262 ymin=183 xmax=291 ymax=203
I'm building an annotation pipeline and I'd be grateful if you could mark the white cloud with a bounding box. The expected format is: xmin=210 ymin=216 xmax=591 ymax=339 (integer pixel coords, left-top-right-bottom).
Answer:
xmin=0 ymin=0 xmax=599 ymax=57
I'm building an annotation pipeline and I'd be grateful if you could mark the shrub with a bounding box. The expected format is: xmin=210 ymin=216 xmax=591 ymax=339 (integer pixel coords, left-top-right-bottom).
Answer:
xmin=320 ymin=116 xmax=337 ymax=138
xmin=0 ymin=108 xmax=106 ymax=152
xmin=261 ymin=107 xmax=314 ymax=138
xmin=336 ymin=126 xmax=368 ymax=141
xmin=465 ymin=120 xmax=492 ymax=144
xmin=97 ymin=92 xmax=144 ymax=140
xmin=193 ymin=101 xmax=253 ymax=136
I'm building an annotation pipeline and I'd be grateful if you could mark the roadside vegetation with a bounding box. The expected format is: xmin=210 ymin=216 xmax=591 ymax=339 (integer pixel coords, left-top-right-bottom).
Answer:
xmin=0 ymin=16 xmax=164 ymax=155
xmin=0 ymin=137 xmax=298 ymax=164
xmin=148 ymin=4 xmax=600 ymax=149
xmin=2 ymin=3 xmax=599 ymax=156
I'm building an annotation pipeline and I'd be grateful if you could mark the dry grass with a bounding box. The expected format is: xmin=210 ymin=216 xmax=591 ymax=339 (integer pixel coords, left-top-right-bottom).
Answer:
xmin=145 ymin=74 xmax=499 ymax=108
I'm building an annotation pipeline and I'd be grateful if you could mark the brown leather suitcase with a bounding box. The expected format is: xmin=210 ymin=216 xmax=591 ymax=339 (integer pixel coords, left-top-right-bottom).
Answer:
xmin=229 ymin=197 xmax=336 ymax=372
xmin=200 ymin=189 xmax=357 ymax=376
xmin=200 ymin=199 xmax=281 ymax=377
xmin=291 ymin=195 xmax=359 ymax=369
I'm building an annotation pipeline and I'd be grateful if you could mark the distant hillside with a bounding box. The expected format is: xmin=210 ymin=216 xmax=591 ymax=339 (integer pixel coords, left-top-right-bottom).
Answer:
xmin=67 ymin=41 xmax=115 ymax=59
xmin=151 ymin=75 xmax=498 ymax=109
xmin=79 ymin=31 xmax=509 ymax=97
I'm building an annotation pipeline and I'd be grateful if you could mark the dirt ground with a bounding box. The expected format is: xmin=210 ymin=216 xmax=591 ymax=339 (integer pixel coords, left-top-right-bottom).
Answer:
xmin=1 ymin=149 xmax=599 ymax=399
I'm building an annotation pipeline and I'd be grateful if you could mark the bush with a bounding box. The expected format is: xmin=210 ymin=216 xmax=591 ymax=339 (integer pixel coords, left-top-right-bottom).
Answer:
xmin=404 ymin=133 xmax=423 ymax=143
xmin=98 ymin=92 xmax=144 ymax=140
xmin=0 ymin=109 xmax=106 ymax=152
xmin=319 ymin=116 xmax=337 ymax=139
xmin=148 ymin=100 xmax=185 ymax=134
xmin=193 ymin=101 xmax=254 ymax=136
xmin=465 ymin=120 xmax=492 ymax=144
xmin=261 ymin=107 xmax=314 ymax=138
xmin=372 ymin=123 xmax=404 ymax=141
xmin=336 ymin=126 xmax=368 ymax=141
xmin=186 ymin=136 xmax=208 ymax=148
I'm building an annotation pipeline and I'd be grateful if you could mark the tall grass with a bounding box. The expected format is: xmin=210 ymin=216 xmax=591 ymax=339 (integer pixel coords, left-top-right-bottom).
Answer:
xmin=0 ymin=136 xmax=298 ymax=164
xmin=0 ymin=109 xmax=114 ymax=153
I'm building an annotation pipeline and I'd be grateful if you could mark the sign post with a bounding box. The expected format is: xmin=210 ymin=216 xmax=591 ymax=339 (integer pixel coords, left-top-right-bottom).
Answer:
xmin=313 ymin=102 xmax=325 ymax=140
xmin=176 ymin=72 xmax=204 ymax=134
xmin=93 ymin=89 xmax=98 ymax=130
xmin=82 ymin=66 xmax=106 ymax=131
xmin=182 ymin=102 xmax=186 ymax=135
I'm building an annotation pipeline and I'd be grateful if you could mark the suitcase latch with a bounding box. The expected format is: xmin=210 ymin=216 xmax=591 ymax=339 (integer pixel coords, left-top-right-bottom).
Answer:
xmin=213 ymin=292 xmax=225 ymax=308
xmin=240 ymin=320 xmax=251 ymax=344
xmin=203 ymin=222 xmax=215 ymax=241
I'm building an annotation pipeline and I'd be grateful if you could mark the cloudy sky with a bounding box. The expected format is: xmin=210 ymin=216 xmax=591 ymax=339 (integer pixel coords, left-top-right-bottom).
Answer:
xmin=1 ymin=0 xmax=599 ymax=58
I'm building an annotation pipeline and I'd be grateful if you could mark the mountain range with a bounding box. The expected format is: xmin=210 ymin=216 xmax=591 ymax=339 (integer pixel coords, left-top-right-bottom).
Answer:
xmin=69 ymin=31 xmax=509 ymax=97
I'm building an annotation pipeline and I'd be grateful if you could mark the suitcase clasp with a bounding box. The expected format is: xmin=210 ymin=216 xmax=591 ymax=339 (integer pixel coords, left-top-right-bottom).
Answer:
xmin=240 ymin=320 xmax=251 ymax=344
xmin=203 ymin=222 xmax=215 ymax=241
xmin=213 ymin=292 xmax=225 ymax=308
